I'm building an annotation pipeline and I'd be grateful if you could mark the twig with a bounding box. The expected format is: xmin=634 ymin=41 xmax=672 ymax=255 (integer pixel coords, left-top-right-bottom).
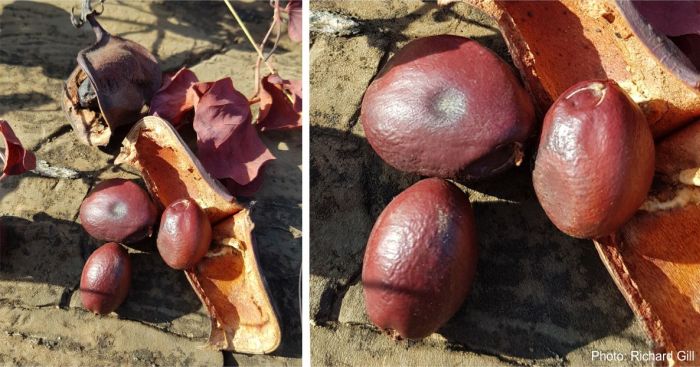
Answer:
xmin=266 ymin=0 xmax=283 ymax=62
xmin=252 ymin=0 xmax=282 ymax=97
xmin=254 ymin=57 xmax=262 ymax=98
xmin=262 ymin=0 xmax=282 ymax=62
xmin=71 ymin=0 xmax=104 ymax=28
xmin=223 ymin=0 xmax=276 ymax=75
xmin=266 ymin=18 xmax=282 ymax=62
xmin=0 ymin=155 xmax=79 ymax=180
xmin=32 ymin=160 xmax=80 ymax=179
xmin=259 ymin=7 xmax=277 ymax=57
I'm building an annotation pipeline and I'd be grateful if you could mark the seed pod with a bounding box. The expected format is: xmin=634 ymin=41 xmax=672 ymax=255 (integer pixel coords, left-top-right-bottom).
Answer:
xmin=157 ymin=198 xmax=212 ymax=270
xmin=80 ymin=179 xmax=158 ymax=244
xmin=62 ymin=14 xmax=161 ymax=146
xmin=80 ymin=242 xmax=132 ymax=315
xmin=533 ymin=80 xmax=655 ymax=239
xmin=594 ymin=118 xmax=700 ymax=361
xmin=361 ymin=35 xmax=535 ymax=180
xmin=117 ymin=116 xmax=279 ymax=353
xmin=363 ymin=178 xmax=478 ymax=339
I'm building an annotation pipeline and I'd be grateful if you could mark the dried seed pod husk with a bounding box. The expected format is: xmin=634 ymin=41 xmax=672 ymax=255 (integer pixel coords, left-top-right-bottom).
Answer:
xmin=188 ymin=210 xmax=280 ymax=353
xmin=116 ymin=115 xmax=280 ymax=354
xmin=446 ymin=0 xmax=700 ymax=137
xmin=595 ymin=118 xmax=700 ymax=364
xmin=62 ymin=15 xmax=161 ymax=146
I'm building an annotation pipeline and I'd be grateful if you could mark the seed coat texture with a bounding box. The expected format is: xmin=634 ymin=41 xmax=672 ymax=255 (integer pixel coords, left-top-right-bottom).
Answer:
xmin=532 ymin=80 xmax=655 ymax=239
xmin=157 ymin=198 xmax=212 ymax=270
xmin=79 ymin=179 xmax=159 ymax=244
xmin=361 ymin=34 xmax=535 ymax=180
xmin=80 ymin=242 xmax=132 ymax=315
xmin=363 ymin=178 xmax=478 ymax=339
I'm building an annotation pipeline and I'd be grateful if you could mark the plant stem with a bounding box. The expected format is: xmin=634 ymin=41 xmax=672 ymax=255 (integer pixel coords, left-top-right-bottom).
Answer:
xmin=253 ymin=0 xmax=281 ymax=98
xmin=261 ymin=0 xmax=282 ymax=61
xmin=223 ymin=0 xmax=276 ymax=74
xmin=254 ymin=57 xmax=262 ymax=98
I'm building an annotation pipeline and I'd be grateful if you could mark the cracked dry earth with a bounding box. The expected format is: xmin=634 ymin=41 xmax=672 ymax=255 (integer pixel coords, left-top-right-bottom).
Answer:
xmin=0 ymin=1 xmax=300 ymax=366
xmin=310 ymin=1 xmax=653 ymax=366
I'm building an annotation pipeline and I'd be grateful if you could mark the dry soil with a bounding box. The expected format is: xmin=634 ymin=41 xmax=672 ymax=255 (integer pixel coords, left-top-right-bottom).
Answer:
xmin=0 ymin=1 xmax=301 ymax=366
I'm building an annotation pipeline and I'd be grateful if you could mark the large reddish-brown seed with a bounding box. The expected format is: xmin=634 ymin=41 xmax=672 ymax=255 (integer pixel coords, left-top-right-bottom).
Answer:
xmin=360 ymin=35 xmax=535 ymax=180
xmin=156 ymin=198 xmax=212 ymax=270
xmin=362 ymin=178 xmax=478 ymax=339
xmin=79 ymin=179 xmax=158 ymax=244
xmin=80 ymin=242 xmax=131 ymax=315
xmin=532 ymin=80 xmax=655 ymax=239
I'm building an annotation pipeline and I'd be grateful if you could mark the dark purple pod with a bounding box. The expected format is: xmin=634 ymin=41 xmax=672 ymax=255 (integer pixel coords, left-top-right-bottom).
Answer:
xmin=157 ymin=198 xmax=212 ymax=270
xmin=62 ymin=14 xmax=161 ymax=146
xmin=362 ymin=178 xmax=478 ymax=339
xmin=625 ymin=1 xmax=700 ymax=86
xmin=533 ymin=80 xmax=655 ymax=239
xmin=361 ymin=35 xmax=535 ymax=180
xmin=80 ymin=242 xmax=131 ymax=315
xmin=80 ymin=179 xmax=158 ymax=244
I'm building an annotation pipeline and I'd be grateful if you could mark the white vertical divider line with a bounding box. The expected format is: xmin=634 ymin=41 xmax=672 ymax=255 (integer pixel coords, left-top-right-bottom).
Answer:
xmin=301 ymin=0 xmax=311 ymax=366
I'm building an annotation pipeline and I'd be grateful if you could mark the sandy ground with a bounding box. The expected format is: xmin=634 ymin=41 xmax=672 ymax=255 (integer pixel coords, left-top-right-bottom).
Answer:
xmin=309 ymin=1 xmax=653 ymax=366
xmin=0 ymin=1 xmax=300 ymax=366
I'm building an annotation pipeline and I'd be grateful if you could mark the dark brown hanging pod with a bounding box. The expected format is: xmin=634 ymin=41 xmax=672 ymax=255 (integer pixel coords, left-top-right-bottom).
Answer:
xmin=62 ymin=0 xmax=162 ymax=146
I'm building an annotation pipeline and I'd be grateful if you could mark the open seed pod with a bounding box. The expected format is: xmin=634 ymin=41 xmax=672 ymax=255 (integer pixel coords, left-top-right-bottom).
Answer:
xmin=444 ymin=0 xmax=700 ymax=137
xmin=62 ymin=14 xmax=161 ymax=146
xmin=116 ymin=116 xmax=281 ymax=353
xmin=595 ymin=119 xmax=700 ymax=364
